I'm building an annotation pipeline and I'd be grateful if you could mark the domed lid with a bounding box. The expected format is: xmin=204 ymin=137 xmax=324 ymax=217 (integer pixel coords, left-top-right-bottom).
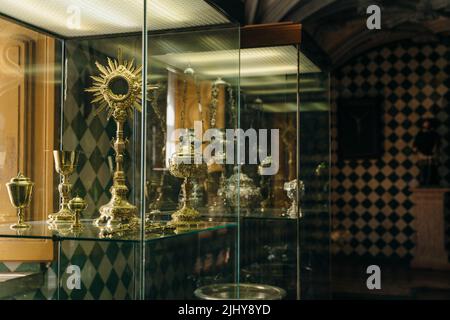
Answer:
xmin=8 ymin=172 xmax=33 ymax=185
xmin=68 ymin=196 xmax=87 ymax=210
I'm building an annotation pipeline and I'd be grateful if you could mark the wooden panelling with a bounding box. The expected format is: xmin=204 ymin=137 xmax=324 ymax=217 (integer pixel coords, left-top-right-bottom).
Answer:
xmin=241 ymin=22 xmax=302 ymax=49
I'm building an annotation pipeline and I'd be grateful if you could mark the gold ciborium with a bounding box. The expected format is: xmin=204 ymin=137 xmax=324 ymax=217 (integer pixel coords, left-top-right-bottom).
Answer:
xmin=168 ymin=134 xmax=207 ymax=227
xmin=68 ymin=196 xmax=87 ymax=232
xmin=48 ymin=150 xmax=78 ymax=224
xmin=6 ymin=173 xmax=34 ymax=229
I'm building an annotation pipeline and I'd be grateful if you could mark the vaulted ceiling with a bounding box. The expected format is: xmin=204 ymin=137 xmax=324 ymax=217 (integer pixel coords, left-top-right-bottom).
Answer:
xmin=243 ymin=0 xmax=450 ymax=67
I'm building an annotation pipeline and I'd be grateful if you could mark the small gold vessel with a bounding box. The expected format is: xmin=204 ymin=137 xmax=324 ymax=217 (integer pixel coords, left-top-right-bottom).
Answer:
xmin=68 ymin=196 xmax=87 ymax=232
xmin=6 ymin=173 xmax=34 ymax=230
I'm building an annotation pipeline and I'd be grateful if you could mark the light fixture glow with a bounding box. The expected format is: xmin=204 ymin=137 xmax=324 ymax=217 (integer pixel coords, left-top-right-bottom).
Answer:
xmin=0 ymin=0 xmax=229 ymax=37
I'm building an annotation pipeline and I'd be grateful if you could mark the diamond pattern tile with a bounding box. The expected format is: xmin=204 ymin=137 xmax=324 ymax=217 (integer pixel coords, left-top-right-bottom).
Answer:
xmin=56 ymin=241 xmax=137 ymax=300
xmin=331 ymin=40 xmax=450 ymax=260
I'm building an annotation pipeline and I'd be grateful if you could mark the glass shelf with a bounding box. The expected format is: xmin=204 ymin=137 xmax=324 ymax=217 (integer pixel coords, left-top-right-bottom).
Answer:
xmin=191 ymin=208 xmax=328 ymax=222
xmin=0 ymin=219 xmax=236 ymax=243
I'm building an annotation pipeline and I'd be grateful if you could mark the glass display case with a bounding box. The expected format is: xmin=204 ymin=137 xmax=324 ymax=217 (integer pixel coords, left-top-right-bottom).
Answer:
xmin=0 ymin=1 xmax=330 ymax=300
xmin=234 ymin=25 xmax=331 ymax=300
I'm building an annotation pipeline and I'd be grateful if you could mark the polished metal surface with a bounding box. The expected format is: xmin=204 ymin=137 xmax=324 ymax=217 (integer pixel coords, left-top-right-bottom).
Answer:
xmin=168 ymin=132 xmax=207 ymax=227
xmin=194 ymin=283 xmax=286 ymax=300
xmin=48 ymin=150 xmax=79 ymax=224
xmin=5 ymin=173 xmax=34 ymax=230
xmin=68 ymin=196 xmax=88 ymax=232
xmin=86 ymin=52 xmax=146 ymax=233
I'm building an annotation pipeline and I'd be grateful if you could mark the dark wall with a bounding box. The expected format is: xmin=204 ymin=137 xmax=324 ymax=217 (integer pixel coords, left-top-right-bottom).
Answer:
xmin=331 ymin=39 xmax=450 ymax=260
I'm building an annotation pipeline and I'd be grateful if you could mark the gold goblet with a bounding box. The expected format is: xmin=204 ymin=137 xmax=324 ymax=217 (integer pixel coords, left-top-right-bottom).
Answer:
xmin=48 ymin=150 xmax=79 ymax=223
xmin=168 ymin=136 xmax=207 ymax=227
xmin=6 ymin=173 xmax=34 ymax=229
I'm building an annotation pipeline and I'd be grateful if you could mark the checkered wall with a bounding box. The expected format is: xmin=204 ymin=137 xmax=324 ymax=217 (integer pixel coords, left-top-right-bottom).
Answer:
xmin=9 ymin=241 xmax=136 ymax=300
xmin=56 ymin=241 xmax=137 ymax=300
xmin=331 ymin=39 xmax=450 ymax=259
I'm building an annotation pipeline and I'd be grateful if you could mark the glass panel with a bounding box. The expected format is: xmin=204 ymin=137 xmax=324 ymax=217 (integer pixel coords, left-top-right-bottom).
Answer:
xmin=0 ymin=15 xmax=62 ymax=299
xmin=144 ymin=20 xmax=240 ymax=299
xmin=56 ymin=239 xmax=138 ymax=300
xmin=298 ymin=48 xmax=331 ymax=299
xmin=56 ymin=0 xmax=145 ymax=300
xmin=238 ymin=45 xmax=301 ymax=300
xmin=0 ymin=0 xmax=239 ymax=301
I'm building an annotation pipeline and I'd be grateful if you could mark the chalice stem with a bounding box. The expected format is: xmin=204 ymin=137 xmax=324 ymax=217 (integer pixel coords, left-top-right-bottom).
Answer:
xmin=115 ymin=120 xmax=124 ymax=173
xmin=60 ymin=175 xmax=70 ymax=210
xmin=182 ymin=178 xmax=190 ymax=209
xmin=74 ymin=213 xmax=80 ymax=228
xmin=17 ymin=208 xmax=25 ymax=225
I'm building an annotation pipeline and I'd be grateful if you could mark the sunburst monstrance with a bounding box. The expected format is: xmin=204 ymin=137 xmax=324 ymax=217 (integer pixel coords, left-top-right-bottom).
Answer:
xmin=85 ymin=50 xmax=143 ymax=233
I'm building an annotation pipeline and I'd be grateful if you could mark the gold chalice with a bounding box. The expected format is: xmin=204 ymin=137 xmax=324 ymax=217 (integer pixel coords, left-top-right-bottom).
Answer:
xmin=168 ymin=134 xmax=207 ymax=227
xmin=48 ymin=150 xmax=79 ymax=224
xmin=6 ymin=173 xmax=34 ymax=229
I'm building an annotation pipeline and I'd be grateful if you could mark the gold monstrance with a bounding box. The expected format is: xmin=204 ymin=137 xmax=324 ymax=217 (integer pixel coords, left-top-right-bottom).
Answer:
xmin=86 ymin=51 xmax=144 ymax=232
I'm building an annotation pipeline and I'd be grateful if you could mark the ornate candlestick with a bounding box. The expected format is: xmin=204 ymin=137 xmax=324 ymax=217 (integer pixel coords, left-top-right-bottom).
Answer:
xmin=68 ymin=196 xmax=87 ymax=231
xmin=6 ymin=173 xmax=34 ymax=229
xmin=48 ymin=150 xmax=78 ymax=223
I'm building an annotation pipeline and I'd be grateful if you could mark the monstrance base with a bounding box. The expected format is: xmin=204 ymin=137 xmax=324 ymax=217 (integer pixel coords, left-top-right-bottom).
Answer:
xmin=94 ymin=197 xmax=139 ymax=232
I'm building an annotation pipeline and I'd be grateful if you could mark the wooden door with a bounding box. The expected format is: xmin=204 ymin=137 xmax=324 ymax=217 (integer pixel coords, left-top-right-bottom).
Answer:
xmin=0 ymin=19 xmax=56 ymax=261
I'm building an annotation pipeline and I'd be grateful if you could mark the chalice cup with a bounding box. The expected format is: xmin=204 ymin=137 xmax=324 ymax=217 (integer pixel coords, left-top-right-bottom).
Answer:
xmin=48 ymin=150 xmax=79 ymax=223
xmin=6 ymin=173 xmax=34 ymax=229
